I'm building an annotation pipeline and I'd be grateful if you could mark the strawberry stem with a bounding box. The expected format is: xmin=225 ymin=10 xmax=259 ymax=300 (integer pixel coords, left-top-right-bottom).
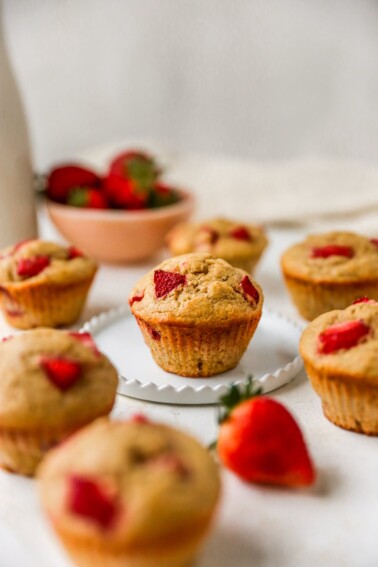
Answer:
xmin=218 ymin=375 xmax=261 ymax=424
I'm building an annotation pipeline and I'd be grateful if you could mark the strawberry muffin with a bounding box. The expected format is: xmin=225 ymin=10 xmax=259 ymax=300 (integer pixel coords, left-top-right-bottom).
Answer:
xmin=166 ymin=217 xmax=268 ymax=273
xmin=0 ymin=239 xmax=97 ymax=329
xmin=281 ymin=231 xmax=378 ymax=320
xmin=129 ymin=253 xmax=263 ymax=377
xmin=38 ymin=416 xmax=221 ymax=567
xmin=300 ymin=299 xmax=378 ymax=435
xmin=0 ymin=329 xmax=118 ymax=475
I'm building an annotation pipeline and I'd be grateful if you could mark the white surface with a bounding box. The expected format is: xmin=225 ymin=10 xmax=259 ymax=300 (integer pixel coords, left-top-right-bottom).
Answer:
xmin=4 ymin=0 xmax=378 ymax=168
xmin=0 ymin=162 xmax=377 ymax=567
xmin=83 ymin=304 xmax=303 ymax=404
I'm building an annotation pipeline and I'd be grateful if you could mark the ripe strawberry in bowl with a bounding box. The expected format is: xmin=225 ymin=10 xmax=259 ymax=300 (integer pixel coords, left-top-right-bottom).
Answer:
xmin=67 ymin=187 xmax=109 ymax=210
xmin=216 ymin=379 xmax=316 ymax=487
xmin=104 ymin=151 xmax=159 ymax=209
xmin=104 ymin=151 xmax=180 ymax=211
xmin=47 ymin=164 xmax=102 ymax=204
xmin=45 ymin=150 xmax=194 ymax=263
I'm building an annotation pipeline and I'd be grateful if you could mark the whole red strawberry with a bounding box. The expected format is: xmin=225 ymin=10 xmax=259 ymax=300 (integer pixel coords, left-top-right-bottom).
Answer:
xmin=109 ymin=150 xmax=160 ymax=183
xmin=147 ymin=182 xmax=179 ymax=208
xmin=104 ymin=173 xmax=147 ymax=209
xmin=47 ymin=165 xmax=101 ymax=203
xmin=217 ymin=379 xmax=315 ymax=487
xmin=67 ymin=187 xmax=108 ymax=209
xmin=105 ymin=150 xmax=160 ymax=209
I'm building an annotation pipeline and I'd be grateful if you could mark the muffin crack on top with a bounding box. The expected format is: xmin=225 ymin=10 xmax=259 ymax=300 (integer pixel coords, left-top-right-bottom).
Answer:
xmin=130 ymin=254 xmax=261 ymax=322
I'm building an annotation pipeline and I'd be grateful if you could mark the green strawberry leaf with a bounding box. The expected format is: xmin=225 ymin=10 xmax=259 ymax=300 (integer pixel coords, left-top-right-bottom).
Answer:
xmin=126 ymin=157 xmax=158 ymax=190
xmin=218 ymin=375 xmax=261 ymax=424
xmin=148 ymin=188 xmax=179 ymax=208
xmin=67 ymin=187 xmax=88 ymax=207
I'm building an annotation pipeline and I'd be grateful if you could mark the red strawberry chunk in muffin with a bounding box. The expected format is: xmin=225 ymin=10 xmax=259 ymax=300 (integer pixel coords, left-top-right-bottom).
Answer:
xmin=130 ymin=413 xmax=150 ymax=424
xmin=199 ymin=227 xmax=219 ymax=244
xmin=318 ymin=320 xmax=370 ymax=354
xmin=229 ymin=226 xmax=252 ymax=241
xmin=129 ymin=293 xmax=144 ymax=306
xmin=69 ymin=332 xmax=100 ymax=355
xmin=352 ymin=297 xmax=374 ymax=305
xmin=145 ymin=322 xmax=161 ymax=341
xmin=240 ymin=275 xmax=260 ymax=304
xmin=311 ymin=245 xmax=354 ymax=259
xmin=16 ymin=255 xmax=50 ymax=278
xmin=154 ymin=269 xmax=187 ymax=298
xmin=67 ymin=475 xmax=118 ymax=530
xmin=67 ymin=246 xmax=84 ymax=260
xmin=151 ymin=454 xmax=190 ymax=479
xmin=40 ymin=357 xmax=82 ymax=391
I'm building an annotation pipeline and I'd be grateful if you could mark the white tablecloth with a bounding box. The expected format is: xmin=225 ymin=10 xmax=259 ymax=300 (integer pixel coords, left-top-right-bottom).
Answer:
xmin=0 ymin=155 xmax=377 ymax=567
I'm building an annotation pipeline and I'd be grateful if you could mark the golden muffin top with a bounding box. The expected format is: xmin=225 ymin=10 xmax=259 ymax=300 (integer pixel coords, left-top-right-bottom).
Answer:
xmin=300 ymin=300 xmax=378 ymax=385
xmin=129 ymin=253 xmax=263 ymax=324
xmin=38 ymin=417 xmax=221 ymax=546
xmin=0 ymin=329 xmax=118 ymax=429
xmin=166 ymin=217 xmax=268 ymax=261
xmin=0 ymin=239 xmax=97 ymax=285
xmin=281 ymin=232 xmax=378 ymax=283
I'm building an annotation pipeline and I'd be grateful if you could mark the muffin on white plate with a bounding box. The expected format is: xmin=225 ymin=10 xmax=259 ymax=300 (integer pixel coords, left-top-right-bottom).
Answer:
xmin=129 ymin=253 xmax=264 ymax=377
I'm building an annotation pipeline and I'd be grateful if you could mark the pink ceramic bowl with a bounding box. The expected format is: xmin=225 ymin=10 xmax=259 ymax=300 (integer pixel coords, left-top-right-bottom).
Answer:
xmin=46 ymin=189 xmax=195 ymax=263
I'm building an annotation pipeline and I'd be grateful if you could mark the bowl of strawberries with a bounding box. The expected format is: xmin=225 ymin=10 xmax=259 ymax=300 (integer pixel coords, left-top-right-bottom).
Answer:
xmin=45 ymin=150 xmax=195 ymax=263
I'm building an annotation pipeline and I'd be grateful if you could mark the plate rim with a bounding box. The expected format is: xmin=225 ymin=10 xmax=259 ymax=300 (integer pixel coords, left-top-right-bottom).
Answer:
xmin=81 ymin=304 xmax=304 ymax=404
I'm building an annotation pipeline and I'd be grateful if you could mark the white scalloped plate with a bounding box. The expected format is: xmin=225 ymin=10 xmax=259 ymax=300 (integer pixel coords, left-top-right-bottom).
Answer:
xmin=82 ymin=305 xmax=303 ymax=405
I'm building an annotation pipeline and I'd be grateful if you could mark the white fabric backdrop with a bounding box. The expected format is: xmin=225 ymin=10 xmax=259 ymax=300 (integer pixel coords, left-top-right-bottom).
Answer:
xmin=3 ymin=0 xmax=378 ymax=170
